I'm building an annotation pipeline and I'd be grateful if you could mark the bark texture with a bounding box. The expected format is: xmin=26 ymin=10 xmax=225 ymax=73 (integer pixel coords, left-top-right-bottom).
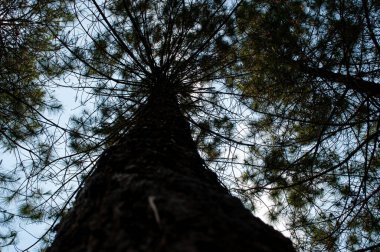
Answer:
xmin=48 ymin=90 xmax=295 ymax=252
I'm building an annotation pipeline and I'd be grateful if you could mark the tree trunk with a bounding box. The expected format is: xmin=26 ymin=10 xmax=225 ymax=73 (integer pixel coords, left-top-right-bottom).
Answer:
xmin=47 ymin=89 xmax=295 ymax=252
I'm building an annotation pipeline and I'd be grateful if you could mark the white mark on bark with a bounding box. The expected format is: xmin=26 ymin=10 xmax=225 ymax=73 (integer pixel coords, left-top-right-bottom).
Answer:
xmin=148 ymin=196 xmax=161 ymax=226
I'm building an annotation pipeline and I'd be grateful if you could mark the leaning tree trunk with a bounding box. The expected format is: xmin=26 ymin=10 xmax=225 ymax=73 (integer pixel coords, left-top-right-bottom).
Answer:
xmin=47 ymin=89 xmax=295 ymax=252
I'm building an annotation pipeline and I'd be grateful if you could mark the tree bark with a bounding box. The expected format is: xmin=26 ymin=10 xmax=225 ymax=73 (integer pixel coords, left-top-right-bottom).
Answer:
xmin=47 ymin=89 xmax=295 ymax=252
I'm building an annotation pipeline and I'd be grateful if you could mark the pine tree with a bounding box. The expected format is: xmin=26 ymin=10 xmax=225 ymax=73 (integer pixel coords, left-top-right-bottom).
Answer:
xmin=11 ymin=0 xmax=380 ymax=250
xmin=48 ymin=83 xmax=294 ymax=251
xmin=32 ymin=0 xmax=294 ymax=251
xmin=236 ymin=0 xmax=380 ymax=251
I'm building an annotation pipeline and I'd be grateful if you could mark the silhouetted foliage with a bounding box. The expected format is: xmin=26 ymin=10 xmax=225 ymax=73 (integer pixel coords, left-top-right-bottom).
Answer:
xmin=0 ymin=0 xmax=72 ymax=248
xmin=1 ymin=0 xmax=379 ymax=251
xmin=236 ymin=0 xmax=380 ymax=251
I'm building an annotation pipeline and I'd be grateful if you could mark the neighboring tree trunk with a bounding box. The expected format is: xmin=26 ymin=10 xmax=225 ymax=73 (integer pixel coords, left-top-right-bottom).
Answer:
xmin=48 ymin=88 xmax=295 ymax=252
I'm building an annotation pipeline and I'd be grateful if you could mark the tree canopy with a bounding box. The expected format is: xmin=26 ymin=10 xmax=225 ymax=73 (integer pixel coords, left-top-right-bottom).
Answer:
xmin=0 ymin=0 xmax=379 ymax=251
xmin=236 ymin=0 xmax=380 ymax=251
xmin=0 ymin=0 xmax=71 ymax=149
xmin=0 ymin=0 xmax=72 ymax=247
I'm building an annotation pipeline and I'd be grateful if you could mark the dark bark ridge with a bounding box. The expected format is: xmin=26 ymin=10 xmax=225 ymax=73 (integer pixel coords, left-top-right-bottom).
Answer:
xmin=48 ymin=86 xmax=295 ymax=252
